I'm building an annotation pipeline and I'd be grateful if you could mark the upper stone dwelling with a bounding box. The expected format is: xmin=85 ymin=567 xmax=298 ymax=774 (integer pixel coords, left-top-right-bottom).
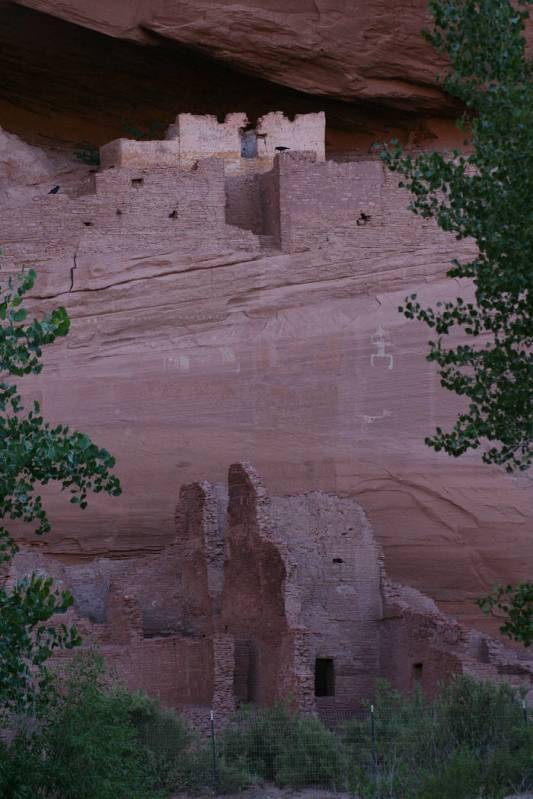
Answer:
xmin=10 ymin=464 xmax=533 ymax=731
xmin=0 ymin=109 xmax=392 ymax=296
xmin=100 ymin=111 xmax=326 ymax=173
xmin=97 ymin=110 xmax=384 ymax=256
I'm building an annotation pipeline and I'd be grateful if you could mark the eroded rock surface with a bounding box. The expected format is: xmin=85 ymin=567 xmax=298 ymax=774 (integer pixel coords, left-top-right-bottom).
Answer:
xmin=0 ymin=1 xmax=465 ymax=157
xmin=1 ymin=118 xmax=530 ymax=637
xmin=12 ymin=0 xmax=454 ymax=110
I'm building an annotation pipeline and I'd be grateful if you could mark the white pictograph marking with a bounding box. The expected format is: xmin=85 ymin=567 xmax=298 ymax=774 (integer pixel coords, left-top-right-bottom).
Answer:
xmin=370 ymin=325 xmax=394 ymax=369
xmin=164 ymin=355 xmax=190 ymax=371
xmin=362 ymin=409 xmax=392 ymax=424
xmin=220 ymin=347 xmax=236 ymax=364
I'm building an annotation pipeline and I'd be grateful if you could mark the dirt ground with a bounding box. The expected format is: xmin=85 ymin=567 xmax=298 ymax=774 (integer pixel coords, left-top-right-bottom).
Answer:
xmin=171 ymin=791 xmax=533 ymax=799
xmin=171 ymin=788 xmax=355 ymax=799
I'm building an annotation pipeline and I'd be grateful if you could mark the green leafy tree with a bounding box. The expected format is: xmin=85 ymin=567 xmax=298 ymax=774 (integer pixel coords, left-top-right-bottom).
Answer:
xmin=0 ymin=269 xmax=121 ymax=711
xmin=380 ymin=0 xmax=533 ymax=646
xmin=381 ymin=0 xmax=532 ymax=473
xmin=478 ymin=582 xmax=533 ymax=647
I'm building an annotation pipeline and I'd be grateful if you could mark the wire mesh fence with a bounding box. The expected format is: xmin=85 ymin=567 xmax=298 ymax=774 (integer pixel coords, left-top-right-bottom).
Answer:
xmin=139 ymin=687 xmax=531 ymax=797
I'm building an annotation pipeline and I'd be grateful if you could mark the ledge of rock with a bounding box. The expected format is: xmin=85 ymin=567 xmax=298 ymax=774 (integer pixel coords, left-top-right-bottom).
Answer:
xmin=12 ymin=0 xmax=455 ymax=112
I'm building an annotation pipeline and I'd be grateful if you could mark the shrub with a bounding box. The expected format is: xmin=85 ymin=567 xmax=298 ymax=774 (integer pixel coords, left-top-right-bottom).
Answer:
xmin=126 ymin=688 xmax=193 ymax=792
xmin=434 ymin=674 xmax=527 ymax=756
xmin=342 ymin=676 xmax=532 ymax=799
xmin=275 ymin=715 xmax=345 ymax=788
xmin=220 ymin=704 xmax=291 ymax=782
xmin=218 ymin=703 xmax=344 ymax=790
xmin=0 ymin=652 xmax=160 ymax=799
xmin=0 ymin=662 xmax=529 ymax=799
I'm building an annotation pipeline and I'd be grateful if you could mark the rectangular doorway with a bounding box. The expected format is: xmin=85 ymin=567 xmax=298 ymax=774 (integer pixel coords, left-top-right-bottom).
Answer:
xmin=314 ymin=658 xmax=335 ymax=697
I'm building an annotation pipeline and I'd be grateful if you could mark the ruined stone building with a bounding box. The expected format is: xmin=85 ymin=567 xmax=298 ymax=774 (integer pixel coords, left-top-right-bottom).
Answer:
xmin=0 ymin=110 xmax=382 ymax=283
xmin=10 ymin=463 xmax=533 ymax=727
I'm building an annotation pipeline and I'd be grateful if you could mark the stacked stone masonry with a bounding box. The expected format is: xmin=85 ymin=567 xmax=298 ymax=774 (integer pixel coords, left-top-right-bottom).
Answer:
xmin=101 ymin=111 xmax=326 ymax=173
xmin=10 ymin=464 xmax=533 ymax=729
xmin=0 ymin=110 xmax=467 ymax=297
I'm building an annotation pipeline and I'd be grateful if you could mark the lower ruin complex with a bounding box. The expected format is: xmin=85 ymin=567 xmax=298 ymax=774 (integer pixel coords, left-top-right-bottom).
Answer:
xmin=11 ymin=464 xmax=533 ymax=727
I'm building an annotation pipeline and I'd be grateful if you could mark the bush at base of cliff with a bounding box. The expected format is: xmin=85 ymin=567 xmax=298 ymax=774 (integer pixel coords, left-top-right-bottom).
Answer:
xmin=343 ymin=676 xmax=533 ymax=799
xmin=0 ymin=652 xmax=164 ymax=799
xmin=218 ymin=703 xmax=345 ymax=790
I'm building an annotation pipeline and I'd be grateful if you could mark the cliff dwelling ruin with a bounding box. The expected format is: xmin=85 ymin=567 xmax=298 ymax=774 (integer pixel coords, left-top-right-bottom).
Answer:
xmin=10 ymin=463 xmax=533 ymax=728
xmin=2 ymin=110 xmax=532 ymax=725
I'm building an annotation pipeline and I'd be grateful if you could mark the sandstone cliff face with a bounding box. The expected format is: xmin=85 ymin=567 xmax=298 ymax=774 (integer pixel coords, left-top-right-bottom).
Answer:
xmin=0 ymin=1 xmax=462 ymax=156
xmin=12 ymin=0 xmax=452 ymax=111
xmin=0 ymin=1 xmax=531 ymax=641
xmin=0 ymin=122 xmax=530 ymax=637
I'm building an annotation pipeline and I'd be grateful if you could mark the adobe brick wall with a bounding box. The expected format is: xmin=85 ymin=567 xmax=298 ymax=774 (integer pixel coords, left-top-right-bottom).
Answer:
xmin=255 ymin=111 xmax=326 ymax=163
xmin=221 ymin=463 xmax=294 ymax=708
xmin=6 ymin=464 xmax=533 ymax=728
xmin=168 ymin=112 xmax=247 ymax=172
xmin=100 ymin=112 xmax=325 ymax=176
xmin=274 ymin=151 xmax=383 ymax=253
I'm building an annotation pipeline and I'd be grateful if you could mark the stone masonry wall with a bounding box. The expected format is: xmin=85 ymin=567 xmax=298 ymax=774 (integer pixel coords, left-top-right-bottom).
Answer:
xmin=275 ymin=151 xmax=383 ymax=253
xmin=225 ymin=173 xmax=263 ymax=234
xmin=269 ymin=491 xmax=383 ymax=713
xmin=100 ymin=138 xmax=180 ymax=170
xmin=221 ymin=464 xmax=295 ymax=708
xmin=0 ymin=157 xmax=260 ymax=295
xmin=7 ymin=464 xmax=533 ymax=727
xmin=380 ymin=583 xmax=466 ymax=699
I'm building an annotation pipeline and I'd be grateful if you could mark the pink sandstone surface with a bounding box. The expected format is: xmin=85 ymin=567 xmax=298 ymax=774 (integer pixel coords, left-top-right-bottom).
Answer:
xmin=0 ymin=0 xmax=469 ymax=157
xmin=0 ymin=0 xmax=476 ymax=111
xmin=8 ymin=0 xmax=533 ymax=117
xmin=0 ymin=121 xmax=530 ymax=639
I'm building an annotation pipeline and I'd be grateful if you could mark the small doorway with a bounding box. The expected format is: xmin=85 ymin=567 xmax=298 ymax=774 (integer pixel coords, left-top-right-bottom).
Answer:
xmin=234 ymin=640 xmax=257 ymax=704
xmin=412 ymin=662 xmax=423 ymax=687
xmin=314 ymin=658 xmax=335 ymax=697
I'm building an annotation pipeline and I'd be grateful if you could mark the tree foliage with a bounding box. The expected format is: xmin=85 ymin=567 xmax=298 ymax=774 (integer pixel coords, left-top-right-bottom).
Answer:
xmin=381 ymin=0 xmax=532 ymax=473
xmin=478 ymin=581 xmax=533 ymax=647
xmin=0 ymin=269 xmax=121 ymax=711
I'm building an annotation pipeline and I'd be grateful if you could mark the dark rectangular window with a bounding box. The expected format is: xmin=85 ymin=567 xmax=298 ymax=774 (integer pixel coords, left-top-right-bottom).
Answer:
xmin=412 ymin=662 xmax=423 ymax=684
xmin=314 ymin=658 xmax=335 ymax=697
xmin=234 ymin=640 xmax=256 ymax=705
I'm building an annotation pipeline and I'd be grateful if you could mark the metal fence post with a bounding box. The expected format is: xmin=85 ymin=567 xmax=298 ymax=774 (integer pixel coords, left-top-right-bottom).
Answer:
xmin=210 ymin=710 xmax=218 ymax=795
xmin=370 ymin=704 xmax=378 ymax=778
